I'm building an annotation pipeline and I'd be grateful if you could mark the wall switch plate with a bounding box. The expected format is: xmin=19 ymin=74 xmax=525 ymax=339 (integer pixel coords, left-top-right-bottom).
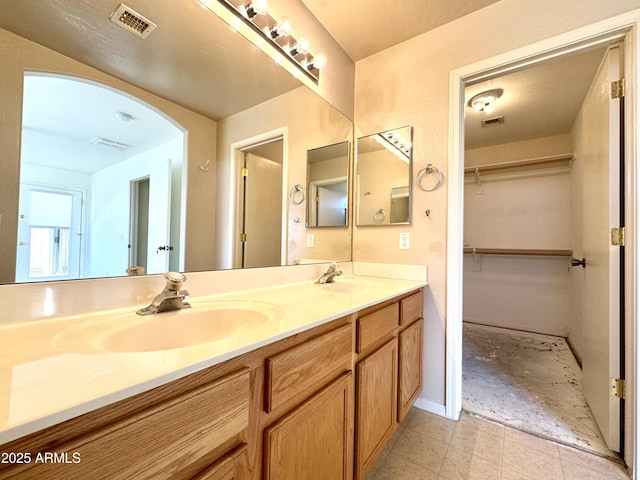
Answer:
xmin=399 ymin=232 xmax=410 ymax=250
xmin=307 ymin=233 xmax=315 ymax=247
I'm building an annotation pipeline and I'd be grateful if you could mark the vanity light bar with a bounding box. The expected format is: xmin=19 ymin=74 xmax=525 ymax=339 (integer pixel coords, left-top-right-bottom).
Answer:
xmin=375 ymin=132 xmax=411 ymax=162
xmin=203 ymin=0 xmax=325 ymax=83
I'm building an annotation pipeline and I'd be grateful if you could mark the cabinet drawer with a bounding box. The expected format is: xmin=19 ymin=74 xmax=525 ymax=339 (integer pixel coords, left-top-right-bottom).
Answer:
xmin=265 ymin=324 xmax=352 ymax=413
xmin=191 ymin=444 xmax=248 ymax=480
xmin=9 ymin=369 xmax=250 ymax=480
xmin=400 ymin=290 xmax=423 ymax=326
xmin=357 ymin=303 xmax=398 ymax=353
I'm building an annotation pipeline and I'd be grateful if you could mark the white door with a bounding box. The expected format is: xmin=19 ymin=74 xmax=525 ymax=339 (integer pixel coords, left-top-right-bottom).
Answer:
xmin=242 ymin=152 xmax=283 ymax=268
xmin=16 ymin=185 xmax=84 ymax=282
xmin=581 ymin=45 xmax=623 ymax=451
xmin=135 ymin=158 xmax=172 ymax=275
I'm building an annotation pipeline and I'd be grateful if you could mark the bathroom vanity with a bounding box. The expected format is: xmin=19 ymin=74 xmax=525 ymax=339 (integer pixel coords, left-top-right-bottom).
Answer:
xmin=0 ymin=269 xmax=425 ymax=479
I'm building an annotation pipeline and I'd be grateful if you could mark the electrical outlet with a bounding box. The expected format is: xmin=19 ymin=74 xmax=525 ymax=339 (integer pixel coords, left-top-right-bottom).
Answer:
xmin=399 ymin=232 xmax=410 ymax=250
xmin=307 ymin=233 xmax=315 ymax=248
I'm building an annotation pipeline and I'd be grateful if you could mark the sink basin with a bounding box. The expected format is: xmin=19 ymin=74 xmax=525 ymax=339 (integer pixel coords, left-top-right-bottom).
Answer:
xmin=52 ymin=300 xmax=284 ymax=354
xmin=319 ymin=279 xmax=378 ymax=294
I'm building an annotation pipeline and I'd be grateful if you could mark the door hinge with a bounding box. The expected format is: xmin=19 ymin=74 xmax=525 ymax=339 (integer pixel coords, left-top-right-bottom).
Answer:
xmin=612 ymin=378 xmax=626 ymax=399
xmin=611 ymin=227 xmax=626 ymax=247
xmin=240 ymin=233 xmax=247 ymax=242
xmin=242 ymin=167 xmax=249 ymax=177
xmin=611 ymin=79 xmax=626 ymax=99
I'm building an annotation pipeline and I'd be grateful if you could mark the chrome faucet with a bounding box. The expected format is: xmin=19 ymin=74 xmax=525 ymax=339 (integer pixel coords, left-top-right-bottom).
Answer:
xmin=137 ymin=272 xmax=191 ymax=316
xmin=316 ymin=262 xmax=343 ymax=284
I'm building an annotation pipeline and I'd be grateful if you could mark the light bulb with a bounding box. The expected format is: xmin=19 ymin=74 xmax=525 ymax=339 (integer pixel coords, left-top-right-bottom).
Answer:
xmin=244 ymin=0 xmax=268 ymax=18
xmin=312 ymin=54 xmax=327 ymax=70
xmin=295 ymin=37 xmax=310 ymax=55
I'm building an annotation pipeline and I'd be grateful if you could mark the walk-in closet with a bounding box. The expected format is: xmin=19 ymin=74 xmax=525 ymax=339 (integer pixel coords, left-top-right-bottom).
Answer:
xmin=462 ymin=42 xmax=625 ymax=460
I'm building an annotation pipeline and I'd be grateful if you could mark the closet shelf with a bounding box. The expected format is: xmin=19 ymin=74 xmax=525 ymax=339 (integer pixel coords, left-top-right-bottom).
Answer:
xmin=464 ymin=154 xmax=574 ymax=179
xmin=463 ymin=247 xmax=573 ymax=258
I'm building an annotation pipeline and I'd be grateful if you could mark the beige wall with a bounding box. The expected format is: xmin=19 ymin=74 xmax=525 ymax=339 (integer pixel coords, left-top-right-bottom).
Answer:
xmin=0 ymin=28 xmax=218 ymax=283
xmin=215 ymin=86 xmax=353 ymax=269
xmin=353 ymin=0 xmax=640 ymax=407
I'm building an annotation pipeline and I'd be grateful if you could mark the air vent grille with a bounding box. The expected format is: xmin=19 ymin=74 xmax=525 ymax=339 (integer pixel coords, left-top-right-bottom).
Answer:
xmin=110 ymin=4 xmax=157 ymax=39
xmin=93 ymin=137 xmax=130 ymax=151
xmin=481 ymin=116 xmax=505 ymax=127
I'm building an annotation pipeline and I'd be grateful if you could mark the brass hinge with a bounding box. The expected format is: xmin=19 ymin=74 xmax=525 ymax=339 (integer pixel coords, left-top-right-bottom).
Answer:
xmin=612 ymin=378 xmax=626 ymax=399
xmin=242 ymin=167 xmax=249 ymax=177
xmin=611 ymin=227 xmax=626 ymax=247
xmin=611 ymin=79 xmax=626 ymax=99
xmin=240 ymin=233 xmax=247 ymax=242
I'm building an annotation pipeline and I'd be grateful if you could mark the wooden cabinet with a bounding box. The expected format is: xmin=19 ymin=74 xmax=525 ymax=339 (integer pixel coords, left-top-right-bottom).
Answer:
xmin=0 ymin=289 xmax=424 ymax=480
xmin=192 ymin=444 xmax=249 ymax=480
xmin=353 ymin=289 xmax=424 ymax=480
xmin=263 ymin=372 xmax=354 ymax=480
xmin=398 ymin=318 xmax=424 ymax=422
xmin=3 ymin=369 xmax=251 ymax=480
xmin=355 ymin=339 xmax=398 ymax=480
xmin=265 ymin=324 xmax=352 ymax=414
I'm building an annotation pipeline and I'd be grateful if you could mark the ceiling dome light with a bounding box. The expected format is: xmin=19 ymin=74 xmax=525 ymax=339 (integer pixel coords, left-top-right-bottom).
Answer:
xmin=468 ymin=88 xmax=503 ymax=113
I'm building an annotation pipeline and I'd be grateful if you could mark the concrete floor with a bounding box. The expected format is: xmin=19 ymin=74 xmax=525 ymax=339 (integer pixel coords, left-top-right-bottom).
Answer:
xmin=461 ymin=322 xmax=616 ymax=459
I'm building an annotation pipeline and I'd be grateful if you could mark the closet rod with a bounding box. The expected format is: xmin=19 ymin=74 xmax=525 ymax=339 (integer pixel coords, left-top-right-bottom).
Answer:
xmin=463 ymin=248 xmax=573 ymax=257
xmin=463 ymin=154 xmax=574 ymax=175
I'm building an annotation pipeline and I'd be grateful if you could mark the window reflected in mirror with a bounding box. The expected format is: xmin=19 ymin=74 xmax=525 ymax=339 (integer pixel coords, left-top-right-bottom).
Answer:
xmin=306 ymin=141 xmax=350 ymax=228
xmin=355 ymin=126 xmax=413 ymax=226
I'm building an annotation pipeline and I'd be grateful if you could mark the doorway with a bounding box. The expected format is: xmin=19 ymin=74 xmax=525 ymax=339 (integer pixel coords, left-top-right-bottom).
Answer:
xmin=446 ymin=17 xmax=638 ymax=470
xmin=460 ymin=44 xmax=624 ymax=457
xmin=18 ymin=72 xmax=185 ymax=281
xmin=234 ymin=136 xmax=285 ymax=269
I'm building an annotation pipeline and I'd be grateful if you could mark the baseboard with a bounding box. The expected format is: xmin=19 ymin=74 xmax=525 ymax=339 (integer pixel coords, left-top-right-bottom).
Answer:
xmin=412 ymin=397 xmax=448 ymax=418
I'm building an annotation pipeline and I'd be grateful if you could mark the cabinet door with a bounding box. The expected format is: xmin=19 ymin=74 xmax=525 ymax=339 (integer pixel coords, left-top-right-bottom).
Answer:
xmin=355 ymin=338 xmax=398 ymax=480
xmin=398 ymin=319 xmax=424 ymax=422
xmin=263 ymin=372 xmax=354 ymax=480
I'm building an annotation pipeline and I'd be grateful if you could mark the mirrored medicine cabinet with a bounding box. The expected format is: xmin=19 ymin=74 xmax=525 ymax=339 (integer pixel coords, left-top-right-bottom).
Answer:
xmin=355 ymin=126 xmax=413 ymax=226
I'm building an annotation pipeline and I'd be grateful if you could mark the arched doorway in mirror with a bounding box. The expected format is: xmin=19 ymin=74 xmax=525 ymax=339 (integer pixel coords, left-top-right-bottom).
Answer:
xmin=16 ymin=73 xmax=185 ymax=282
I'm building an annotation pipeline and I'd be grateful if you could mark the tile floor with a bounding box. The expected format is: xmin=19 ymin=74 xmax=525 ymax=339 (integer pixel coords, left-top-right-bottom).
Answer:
xmin=366 ymin=408 xmax=629 ymax=480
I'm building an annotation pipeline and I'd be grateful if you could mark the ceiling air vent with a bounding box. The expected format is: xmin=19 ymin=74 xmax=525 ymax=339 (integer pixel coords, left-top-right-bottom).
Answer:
xmin=92 ymin=137 xmax=130 ymax=151
xmin=110 ymin=4 xmax=157 ymax=39
xmin=481 ymin=116 xmax=505 ymax=128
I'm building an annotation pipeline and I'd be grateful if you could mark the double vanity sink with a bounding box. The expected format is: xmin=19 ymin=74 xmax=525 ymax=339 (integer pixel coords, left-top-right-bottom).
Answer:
xmin=0 ymin=273 xmax=426 ymax=445
xmin=52 ymin=278 xmax=376 ymax=354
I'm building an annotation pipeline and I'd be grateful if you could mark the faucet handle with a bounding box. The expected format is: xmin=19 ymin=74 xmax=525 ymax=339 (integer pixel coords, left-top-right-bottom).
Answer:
xmin=164 ymin=272 xmax=186 ymax=291
xmin=329 ymin=262 xmax=342 ymax=274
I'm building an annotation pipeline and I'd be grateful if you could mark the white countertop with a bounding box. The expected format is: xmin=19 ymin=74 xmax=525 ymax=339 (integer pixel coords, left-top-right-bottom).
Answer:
xmin=0 ymin=274 xmax=426 ymax=445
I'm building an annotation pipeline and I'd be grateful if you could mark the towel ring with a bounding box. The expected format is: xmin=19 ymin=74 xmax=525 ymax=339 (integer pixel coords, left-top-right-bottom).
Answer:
xmin=289 ymin=184 xmax=305 ymax=205
xmin=416 ymin=164 xmax=444 ymax=191
xmin=374 ymin=208 xmax=386 ymax=223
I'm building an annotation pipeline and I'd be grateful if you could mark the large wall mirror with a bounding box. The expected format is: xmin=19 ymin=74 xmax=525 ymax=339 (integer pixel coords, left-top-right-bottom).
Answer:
xmin=306 ymin=141 xmax=350 ymax=228
xmin=0 ymin=0 xmax=353 ymax=284
xmin=355 ymin=126 xmax=413 ymax=226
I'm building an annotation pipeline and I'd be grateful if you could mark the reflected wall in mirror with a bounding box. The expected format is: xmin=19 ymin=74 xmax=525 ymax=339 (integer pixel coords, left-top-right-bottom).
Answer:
xmin=306 ymin=141 xmax=350 ymax=228
xmin=356 ymin=126 xmax=413 ymax=226
xmin=0 ymin=0 xmax=354 ymax=284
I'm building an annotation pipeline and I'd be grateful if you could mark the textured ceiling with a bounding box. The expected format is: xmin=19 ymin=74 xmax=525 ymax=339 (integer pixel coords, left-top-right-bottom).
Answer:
xmin=300 ymin=0 xmax=501 ymax=60
xmin=464 ymin=46 xmax=608 ymax=150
